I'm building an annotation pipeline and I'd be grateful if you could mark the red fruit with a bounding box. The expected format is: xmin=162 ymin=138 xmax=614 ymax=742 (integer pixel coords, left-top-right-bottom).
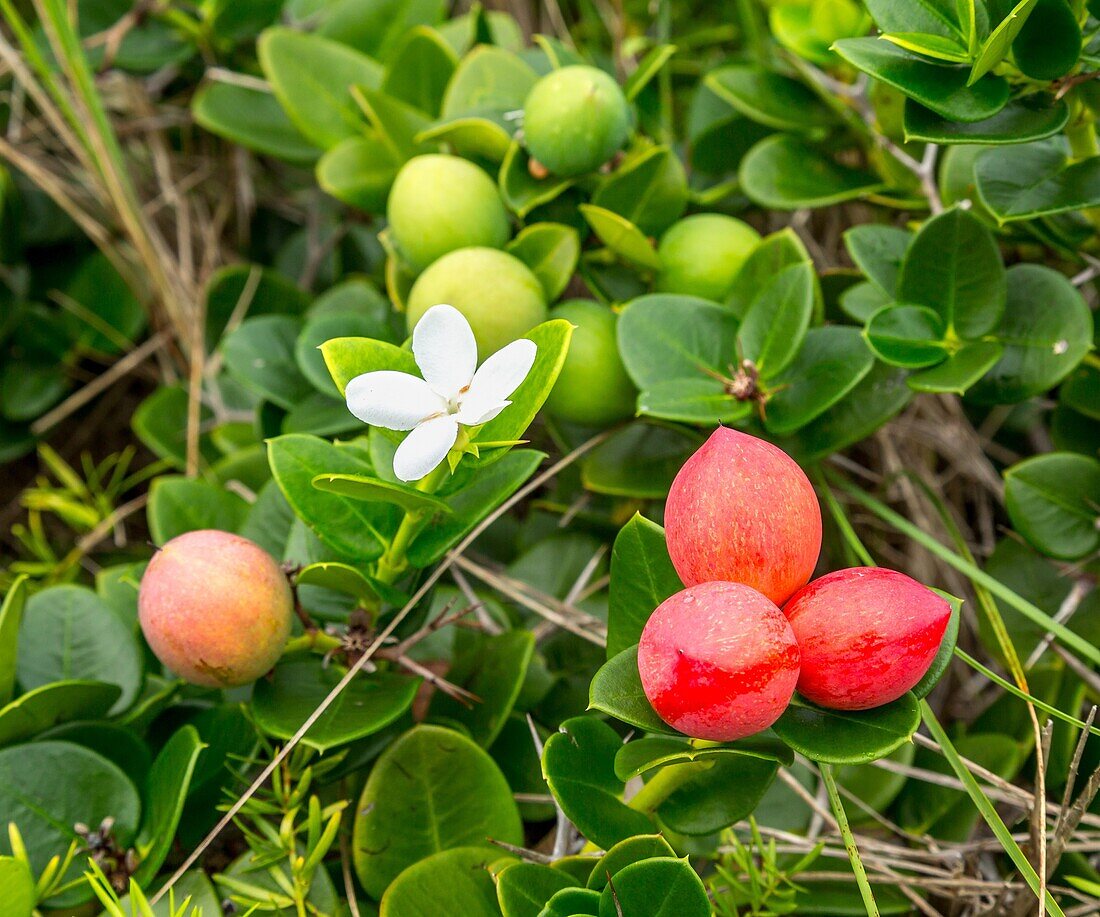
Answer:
xmin=638 ymin=581 xmax=800 ymax=741
xmin=139 ymin=530 xmax=293 ymax=688
xmin=665 ymin=427 xmax=821 ymax=605
xmin=784 ymin=567 xmax=951 ymax=710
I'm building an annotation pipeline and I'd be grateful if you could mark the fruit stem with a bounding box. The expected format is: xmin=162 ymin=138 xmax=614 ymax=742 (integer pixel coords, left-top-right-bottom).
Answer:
xmin=820 ymin=763 xmax=880 ymax=917
xmin=281 ymin=631 xmax=342 ymax=657
xmin=626 ymin=760 xmax=714 ymax=813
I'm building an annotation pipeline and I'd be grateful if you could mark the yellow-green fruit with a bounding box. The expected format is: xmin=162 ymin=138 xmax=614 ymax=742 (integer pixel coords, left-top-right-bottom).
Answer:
xmin=406 ymin=247 xmax=547 ymax=357
xmin=387 ymin=154 xmax=511 ymax=272
xmin=657 ymin=214 xmax=760 ymax=302
xmin=546 ymin=300 xmax=636 ymax=426
xmin=523 ymin=65 xmax=631 ymax=177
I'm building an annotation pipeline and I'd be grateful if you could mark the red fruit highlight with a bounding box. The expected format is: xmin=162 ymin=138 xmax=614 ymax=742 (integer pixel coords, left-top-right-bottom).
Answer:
xmin=638 ymin=581 xmax=800 ymax=741
xmin=784 ymin=567 xmax=951 ymax=710
xmin=665 ymin=427 xmax=821 ymax=605
xmin=139 ymin=530 xmax=293 ymax=688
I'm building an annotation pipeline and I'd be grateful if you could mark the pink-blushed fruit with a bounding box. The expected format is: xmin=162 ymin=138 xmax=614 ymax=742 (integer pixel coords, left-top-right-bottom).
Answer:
xmin=783 ymin=567 xmax=951 ymax=710
xmin=638 ymin=581 xmax=801 ymax=741
xmin=664 ymin=427 xmax=821 ymax=605
xmin=138 ymin=530 xmax=293 ymax=688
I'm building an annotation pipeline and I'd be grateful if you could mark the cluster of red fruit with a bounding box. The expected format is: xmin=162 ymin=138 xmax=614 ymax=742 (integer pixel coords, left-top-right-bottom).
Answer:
xmin=638 ymin=428 xmax=951 ymax=742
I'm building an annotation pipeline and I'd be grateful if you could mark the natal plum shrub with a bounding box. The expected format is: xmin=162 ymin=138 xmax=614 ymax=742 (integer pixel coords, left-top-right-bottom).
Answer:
xmin=784 ymin=567 xmax=951 ymax=710
xmin=405 ymin=247 xmax=547 ymax=358
xmin=522 ymin=65 xmax=631 ymax=176
xmin=638 ymin=581 xmax=800 ymax=740
xmin=386 ymin=155 xmax=511 ymax=272
xmin=665 ymin=427 xmax=821 ymax=605
xmin=138 ymin=530 xmax=293 ymax=688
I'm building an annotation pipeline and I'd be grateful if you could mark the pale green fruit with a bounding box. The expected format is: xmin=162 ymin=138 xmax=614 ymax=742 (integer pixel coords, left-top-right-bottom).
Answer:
xmin=546 ymin=300 xmax=636 ymax=426
xmin=387 ymin=154 xmax=511 ymax=272
xmin=523 ymin=65 xmax=631 ymax=177
xmin=657 ymin=214 xmax=760 ymax=302
xmin=406 ymin=248 xmax=547 ymax=358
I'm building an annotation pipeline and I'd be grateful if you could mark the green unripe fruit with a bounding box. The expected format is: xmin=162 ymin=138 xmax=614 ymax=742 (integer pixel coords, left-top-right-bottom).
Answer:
xmin=523 ymin=65 xmax=631 ymax=177
xmin=387 ymin=154 xmax=511 ymax=272
xmin=657 ymin=214 xmax=760 ymax=302
xmin=546 ymin=300 xmax=637 ymax=426
xmin=406 ymin=247 xmax=547 ymax=358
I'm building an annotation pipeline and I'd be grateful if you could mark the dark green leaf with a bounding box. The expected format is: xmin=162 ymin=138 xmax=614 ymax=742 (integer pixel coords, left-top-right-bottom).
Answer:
xmin=496 ymin=861 xmax=577 ymax=917
xmin=903 ymin=94 xmax=1069 ymax=145
xmin=147 ymin=476 xmax=248 ymax=544
xmin=192 ymin=81 xmax=320 ymax=164
xmin=0 ymin=681 xmax=120 ymax=747
xmin=586 ymin=835 xmax=676 ymax=889
xmin=588 ymin=646 xmax=682 ymax=736
xmin=311 ymin=473 xmax=452 ymax=514
xmin=907 ymin=340 xmax=1003 ymax=393
xmin=0 ymin=576 xmax=26 ymax=706
xmin=740 ymin=136 xmax=887 ymax=209
xmin=606 ymin=515 xmax=682 ymax=658
xmin=581 ymin=423 xmax=701 ymax=500
xmin=222 ymin=315 xmax=314 ymax=409
xmin=975 ymin=140 xmax=1100 ymax=222
xmin=316 ymin=135 xmax=400 ymax=213
xmin=506 ymin=223 xmax=581 ymax=302
xmin=1004 ymin=453 xmax=1100 ymax=560
xmin=596 ymin=858 xmax=710 ymax=917
xmin=843 ymin=225 xmax=911 ymax=295
xmin=739 ymin=261 xmax=815 ymax=376
xmin=864 ymin=304 xmax=948 ymax=368
xmin=771 ymin=693 xmax=921 ymax=764
xmin=657 ymin=754 xmax=779 ymax=834
xmin=705 ymin=66 xmax=836 ymax=133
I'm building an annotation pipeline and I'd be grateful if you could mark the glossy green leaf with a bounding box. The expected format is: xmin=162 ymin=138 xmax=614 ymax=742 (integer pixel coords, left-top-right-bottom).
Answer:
xmin=614 ymin=735 xmax=793 ymax=781
xmin=382 ymin=26 xmax=458 ymax=116
xmin=354 ymin=725 xmax=522 ymax=897
xmin=1004 ymin=453 xmax=1100 ymax=560
xmin=903 ymin=94 xmax=1069 ymax=145
xmin=726 ymin=228 xmax=814 ymax=318
xmin=311 ymin=473 xmax=452 ymax=514
xmin=543 ymin=887 xmax=601 ymax=916
xmin=497 ymin=861 xmax=578 ymax=917
xmin=204 ymin=263 xmax=310 ymax=348
xmin=506 ymin=222 xmax=581 ymax=302
xmin=637 ymin=378 xmax=749 ymax=424
xmin=606 ymin=515 xmax=683 ymax=658
xmin=833 ymin=37 xmax=1009 ymax=122
xmin=591 ymin=146 xmax=688 ymax=236
xmin=1062 ymin=363 xmax=1100 ymax=420
xmin=222 ymin=314 xmax=313 ymax=409
xmin=192 ymin=81 xmax=320 ymax=164
xmin=880 ymin=31 xmax=969 ymax=63
xmin=501 ymin=140 xmax=574 ymax=217
xmin=542 ymin=716 xmax=655 ymax=849
xmin=975 ymin=140 xmax=1100 ymax=223
xmin=0 ymin=681 xmax=120 ymax=747
xmin=258 ymin=27 xmax=382 ymax=148
xmin=147 ymin=475 xmax=249 ymax=544
xmin=907 ymin=340 xmax=1003 ymax=393
xmin=581 ymin=423 xmax=701 ymax=500
xmin=864 ymin=304 xmax=948 ymax=368
xmin=1011 ymin=0 xmax=1079 ymax=82
xmin=588 ymin=646 xmax=681 ymax=736
xmin=579 ymin=205 xmax=661 ymax=270
xmin=705 ymin=65 xmax=835 ymax=133
xmin=657 ymin=753 xmax=779 ymax=834
xmin=623 ymin=44 xmax=677 ymax=101
xmin=253 ymin=656 xmax=419 ymax=752
xmin=381 ymin=846 xmax=503 ymax=916
xmin=844 ymin=225 xmax=911 ymax=295
xmin=18 ymin=586 xmax=143 ymax=715
xmin=442 ymin=45 xmax=538 ymax=120
xmin=0 ymin=576 xmax=26 ymax=706
xmin=739 ymin=261 xmax=815 ymax=376
xmin=772 ymin=692 xmax=921 ymax=764
xmin=969 ymin=0 xmax=1038 ymax=82
xmin=740 ymin=136 xmax=887 ymax=209
xmin=597 ymin=858 xmax=710 ymax=916
xmin=0 ymin=856 xmax=33 ymax=917
xmin=317 ymin=135 xmax=400 ymax=213
xmin=586 ymin=835 xmax=676 ymax=889
xmin=353 ymin=86 xmax=435 ymax=160
xmin=321 ymin=336 xmax=418 ymax=397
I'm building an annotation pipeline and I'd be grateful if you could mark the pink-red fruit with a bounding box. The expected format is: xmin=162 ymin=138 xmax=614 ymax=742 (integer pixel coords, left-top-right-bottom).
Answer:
xmin=139 ymin=530 xmax=293 ymax=688
xmin=665 ymin=427 xmax=821 ymax=606
xmin=638 ymin=581 xmax=800 ymax=741
xmin=783 ymin=567 xmax=951 ymax=710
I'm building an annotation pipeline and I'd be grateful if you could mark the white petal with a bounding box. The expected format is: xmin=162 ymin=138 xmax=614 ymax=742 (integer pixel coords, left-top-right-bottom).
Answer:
xmin=412 ymin=304 xmax=477 ymax=399
xmin=345 ymin=371 xmax=447 ymax=431
xmin=458 ymin=338 xmax=537 ymax=424
xmin=456 ymin=400 xmax=510 ymax=426
xmin=392 ymin=415 xmax=459 ymax=482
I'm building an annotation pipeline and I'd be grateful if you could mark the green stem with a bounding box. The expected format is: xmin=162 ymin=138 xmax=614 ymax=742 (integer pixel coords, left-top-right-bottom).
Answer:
xmin=373 ymin=459 xmax=453 ymax=585
xmin=922 ymin=701 xmax=1065 ymax=917
xmin=735 ymin=0 xmax=767 ymax=63
xmin=281 ymin=631 xmax=342 ymax=658
xmin=820 ymin=764 xmax=879 ymax=917
xmin=627 ymin=760 xmax=714 ymax=813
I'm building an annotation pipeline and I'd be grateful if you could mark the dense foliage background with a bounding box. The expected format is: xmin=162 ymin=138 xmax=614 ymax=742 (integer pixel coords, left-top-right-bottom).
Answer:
xmin=0 ymin=0 xmax=1098 ymax=914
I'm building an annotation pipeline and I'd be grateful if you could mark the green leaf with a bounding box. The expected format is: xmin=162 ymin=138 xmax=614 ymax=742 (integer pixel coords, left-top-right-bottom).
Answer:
xmin=192 ymin=81 xmax=320 ymax=164
xmin=862 ymin=0 xmax=964 ymax=39
xmin=544 ymin=887 xmax=601 ymax=916
xmin=61 ymin=251 xmax=145 ymax=354
xmin=740 ymin=136 xmax=887 ymax=209
xmin=317 ymin=135 xmax=400 ymax=213
xmin=442 ymin=45 xmax=537 ymax=119
xmin=912 ymin=591 xmax=962 ymax=699
xmin=975 ymin=140 xmax=1100 ymax=223
xmin=705 ymin=65 xmax=836 ymax=133
xmin=772 ymin=692 xmax=921 ymax=764
xmin=321 ymin=336 xmax=419 ymax=397
xmin=588 ymin=646 xmax=682 ymax=736
xmin=1062 ymin=362 xmax=1100 ymax=420
xmin=657 ymin=754 xmax=779 ymax=835
xmin=258 ymin=27 xmax=382 ymax=148
xmin=907 ymin=340 xmax=1003 ymax=393
xmin=132 ymin=386 xmax=216 ymax=470
xmin=542 ymin=716 xmax=655 ymax=849
xmin=295 ymin=562 xmax=383 ymax=605
xmin=268 ymin=434 xmax=393 ymax=560
xmin=0 ymin=856 xmax=33 ymax=917
xmin=222 ymin=314 xmax=313 ymax=409
xmin=833 ymin=37 xmax=1009 ymax=123
xmin=0 ymin=742 xmax=141 ymax=907
xmin=431 ymin=630 xmax=535 ymax=746
xmin=506 ymin=223 xmax=581 ymax=302
xmin=726 ymin=228 xmax=814 ymax=318
xmin=497 ymin=861 xmax=578 ymax=917
xmin=591 ymin=146 xmax=688 ymax=236
xmin=765 ymin=326 xmax=875 ymax=435
xmin=147 ymin=476 xmax=248 ymax=544
xmin=1011 ymin=0 xmax=1078 ymax=82
xmin=903 ymin=94 xmax=1069 ymax=145
xmin=739 ymin=261 xmax=815 ymax=376
xmin=864 ymin=304 xmax=948 ymax=368
xmin=968 ymin=264 xmax=1092 ymax=403
xmin=18 ymin=586 xmax=143 ymax=715
xmin=969 ymin=0 xmax=1038 ymax=82
xmin=501 ymin=140 xmax=573 ymax=217
xmin=840 ymin=281 xmax=893 ymax=323
xmin=614 ymin=735 xmax=793 ymax=781
xmin=1004 ymin=453 xmax=1100 ymax=560
xmin=624 ymin=44 xmax=677 ymax=101
xmin=311 ymin=472 xmax=452 ymax=514
xmin=382 ymin=847 xmax=507 ymax=916
xmin=407 ymin=450 xmax=546 ymax=567
xmin=637 ymin=378 xmax=750 ymax=425
xmin=0 ymin=681 xmax=120 ymax=747
xmin=586 ymin=835 xmax=676 ymax=889
xmin=596 ymin=858 xmax=710 ymax=916
xmin=880 ymin=31 xmax=970 ymax=62
xmin=353 ymin=85 xmax=435 ymax=161
xmin=0 ymin=576 xmax=26 ymax=706
xmin=843 ymin=225 xmax=911 ymax=295
xmin=354 ymin=725 xmax=522 ymax=897
xmin=579 ymin=205 xmax=661 ymax=270
xmin=132 ymin=726 xmax=206 ymax=886
xmin=253 ymin=656 xmax=419 ymax=752
xmin=581 ymin=423 xmax=701 ymax=500
xmin=382 ymin=26 xmax=458 ymax=116
xmin=607 ymin=515 xmax=682 ymax=658
xmin=204 ymin=263 xmax=310 ymax=347
xmin=897 ymin=206 xmax=1005 ymax=338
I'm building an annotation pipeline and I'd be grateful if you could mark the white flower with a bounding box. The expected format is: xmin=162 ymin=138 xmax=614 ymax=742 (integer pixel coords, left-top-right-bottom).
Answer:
xmin=345 ymin=304 xmax=536 ymax=483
